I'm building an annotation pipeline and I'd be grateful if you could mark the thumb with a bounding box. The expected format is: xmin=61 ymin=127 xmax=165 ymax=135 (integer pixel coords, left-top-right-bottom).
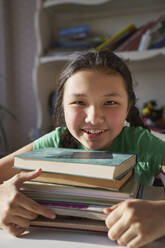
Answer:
xmin=13 ymin=169 xmax=42 ymax=188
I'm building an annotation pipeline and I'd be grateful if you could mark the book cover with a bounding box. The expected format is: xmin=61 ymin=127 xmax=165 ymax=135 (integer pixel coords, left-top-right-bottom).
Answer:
xmin=32 ymin=168 xmax=133 ymax=191
xmin=14 ymin=148 xmax=136 ymax=180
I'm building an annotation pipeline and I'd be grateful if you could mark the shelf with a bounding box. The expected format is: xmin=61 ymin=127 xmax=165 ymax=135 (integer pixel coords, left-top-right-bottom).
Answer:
xmin=118 ymin=48 xmax=165 ymax=61
xmin=34 ymin=0 xmax=165 ymax=134
xmin=40 ymin=48 xmax=165 ymax=64
xmin=43 ymin=0 xmax=110 ymax=8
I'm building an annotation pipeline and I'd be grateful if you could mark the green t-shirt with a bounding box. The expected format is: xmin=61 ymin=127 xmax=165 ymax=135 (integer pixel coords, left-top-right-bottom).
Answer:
xmin=33 ymin=126 xmax=165 ymax=186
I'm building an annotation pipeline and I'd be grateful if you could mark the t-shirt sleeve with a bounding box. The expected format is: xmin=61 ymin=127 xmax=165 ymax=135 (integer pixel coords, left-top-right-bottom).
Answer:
xmin=33 ymin=127 xmax=66 ymax=150
xmin=134 ymin=129 xmax=165 ymax=185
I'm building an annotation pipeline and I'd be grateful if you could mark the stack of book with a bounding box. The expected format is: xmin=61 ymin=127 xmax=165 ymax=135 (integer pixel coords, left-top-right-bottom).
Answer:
xmin=95 ymin=14 xmax=165 ymax=52
xmin=55 ymin=24 xmax=104 ymax=50
xmin=14 ymin=148 xmax=138 ymax=232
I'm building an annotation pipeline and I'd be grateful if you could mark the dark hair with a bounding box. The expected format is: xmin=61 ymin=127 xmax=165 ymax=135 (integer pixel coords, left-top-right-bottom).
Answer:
xmin=53 ymin=49 xmax=146 ymax=148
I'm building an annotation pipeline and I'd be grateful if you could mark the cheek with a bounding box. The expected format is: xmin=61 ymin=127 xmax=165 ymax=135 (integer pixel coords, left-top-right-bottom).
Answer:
xmin=64 ymin=108 xmax=83 ymax=128
xmin=107 ymin=109 xmax=127 ymax=126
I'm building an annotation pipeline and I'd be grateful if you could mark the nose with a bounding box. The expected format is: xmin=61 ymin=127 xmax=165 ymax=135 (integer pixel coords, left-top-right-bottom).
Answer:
xmin=85 ymin=105 xmax=104 ymax=125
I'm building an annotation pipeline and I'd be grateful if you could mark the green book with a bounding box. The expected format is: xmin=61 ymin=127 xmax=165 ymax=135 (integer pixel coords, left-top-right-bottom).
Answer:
xmin=14 ymin=147 xmax=136 ymax=180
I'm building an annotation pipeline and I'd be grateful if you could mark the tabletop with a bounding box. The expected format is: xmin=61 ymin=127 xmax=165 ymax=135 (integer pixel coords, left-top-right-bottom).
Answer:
xmin=0 ymin=226 xmax=165 ymax=248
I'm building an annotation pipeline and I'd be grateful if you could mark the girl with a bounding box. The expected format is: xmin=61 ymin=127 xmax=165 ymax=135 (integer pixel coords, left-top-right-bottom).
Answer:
xmin=0 ymin=50 xmax=165 ymax=248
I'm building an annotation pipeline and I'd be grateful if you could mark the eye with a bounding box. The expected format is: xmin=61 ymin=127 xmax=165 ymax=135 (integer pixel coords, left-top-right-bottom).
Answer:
xmin=72 ymin=101 xmax=85 ymax=105
xmin=104 ymin=100 xmax=116 ymax=105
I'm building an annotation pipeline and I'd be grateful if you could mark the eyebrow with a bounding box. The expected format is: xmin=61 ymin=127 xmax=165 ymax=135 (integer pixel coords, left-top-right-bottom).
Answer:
xmin=70 ymin=93 xmax=86 ymax=97
xmin=104 ymin=93 xmax=122 ymax=97
xmin=69 ymin=93 xmax=122 ymax=97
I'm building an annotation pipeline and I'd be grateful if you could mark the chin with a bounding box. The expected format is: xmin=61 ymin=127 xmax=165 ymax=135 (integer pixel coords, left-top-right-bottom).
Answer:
xmin=85 ymin=144 xmax=106 ymax=151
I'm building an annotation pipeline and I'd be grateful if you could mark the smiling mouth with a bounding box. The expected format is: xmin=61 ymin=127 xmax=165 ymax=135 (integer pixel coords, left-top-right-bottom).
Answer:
xmin=81 ymin=129 xmax=105 ymax=134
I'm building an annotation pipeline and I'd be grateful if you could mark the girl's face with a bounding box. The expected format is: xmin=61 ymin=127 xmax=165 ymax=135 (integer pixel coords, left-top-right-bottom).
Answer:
xmin=63 ymin=70 xmax=129 ymax=150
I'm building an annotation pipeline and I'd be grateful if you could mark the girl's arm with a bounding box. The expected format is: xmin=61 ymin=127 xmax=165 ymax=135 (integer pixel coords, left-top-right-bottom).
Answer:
xmin=0 ymin=143 xmax=33 ymax=183
xmin=0 ymin=143 xmax=56 ymax=236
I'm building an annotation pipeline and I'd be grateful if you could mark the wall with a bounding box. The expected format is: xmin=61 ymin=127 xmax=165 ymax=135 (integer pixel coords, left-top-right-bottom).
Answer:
xmin=0 ymin=0 xmax=164 ymax=153
xmin=0 ymin=0 xmax=37 ymax=152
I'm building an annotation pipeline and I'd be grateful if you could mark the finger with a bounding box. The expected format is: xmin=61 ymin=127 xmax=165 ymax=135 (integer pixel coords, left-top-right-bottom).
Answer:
xmin=14 ymin=169 xmax=42 ymax=188
xmin=126 ymin=235 xmax=142 ymax=248
xmin=105 ymin=207 xmax=122 ymax=229
xmin=13 ymin=206 xmax=38 ymax=220
xmin=117 ymin=229 xmax=137 ymax=247
xmin=108 ymin=216 xmax=130 ymax=240
xmin=3 ymin=224 xmax=26 ymax=237
xmin=7 ymin=215 xmax=30 ymax=229
xmin=17 ymin=193 xmax=56 ymax=219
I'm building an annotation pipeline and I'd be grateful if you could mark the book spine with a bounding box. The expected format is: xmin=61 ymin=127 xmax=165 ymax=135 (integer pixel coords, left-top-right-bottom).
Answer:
xmin=151 ymin=36 xmax=165 ymax=49
xmin=96 ymin=24 xmax=136 ymax=51
xmin=127 ymin=37 xmax=142 ymax=51
xmin=138 ymin=30 xmax=152 ymax=51
xmin=59 ymin=24 xmax=89 ymax=37
xmin=115 ymin=22 xmax=153 ymax=52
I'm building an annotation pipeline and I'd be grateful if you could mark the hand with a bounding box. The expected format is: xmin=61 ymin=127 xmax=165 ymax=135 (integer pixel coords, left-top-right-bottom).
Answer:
xmin=104 ymin=199 xmax=165 ymax=248
xmin=0 ymin=169 xmax=56 ymax=237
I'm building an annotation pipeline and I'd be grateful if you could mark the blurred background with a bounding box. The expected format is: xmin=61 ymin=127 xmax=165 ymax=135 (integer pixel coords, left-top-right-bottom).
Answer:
xmin=0 ymin=0 xmax=165 ymax=156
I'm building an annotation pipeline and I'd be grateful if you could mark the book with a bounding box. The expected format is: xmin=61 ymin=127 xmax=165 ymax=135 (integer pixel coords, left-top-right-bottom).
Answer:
xmin=56 ymin=24 xmax=103 ymax=49
xmin=151 ymin=36 xmax=165 ymax=49
xmin=115 ymin=21 xmax=153 ymax=52
xmin=59 ymin=25 xmax=89 ymax=39
xmin=30 ymin=186 xmax=164 ymax=233
xmin=31 ymin=215 xmax=108 ymax=232
xmin=32 ymin=168 xmax=133 ymax=191
xmin=21 ymin=176 xmax=139 ymax=205
xmin=108 ymin=30 xmax=137 ymax=51
xmin=116 ymin=15 xmax=164 ymax=52
xmin=95 ymin=24 xmax=137 ymax=51
xmin=14 ymin=148 xmax=137 ymax=180
xmin=36 ymin=201 xmax=106 ymax=220
xmin=147 ymin=15 xmax=165 ymax=49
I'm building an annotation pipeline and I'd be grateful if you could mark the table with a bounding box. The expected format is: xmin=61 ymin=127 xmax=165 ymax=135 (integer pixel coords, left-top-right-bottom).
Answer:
xmin=0 ymin=226 xmax=165 ymax=248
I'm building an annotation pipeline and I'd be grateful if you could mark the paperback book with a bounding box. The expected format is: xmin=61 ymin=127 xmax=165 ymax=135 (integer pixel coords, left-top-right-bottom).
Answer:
xmin=22 ymin=176 xmax=140 ymax=206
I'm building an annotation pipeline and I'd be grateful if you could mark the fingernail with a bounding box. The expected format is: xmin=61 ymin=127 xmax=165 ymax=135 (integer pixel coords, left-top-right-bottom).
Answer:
xmin=49 ymin=213 xmax=56 ymax=219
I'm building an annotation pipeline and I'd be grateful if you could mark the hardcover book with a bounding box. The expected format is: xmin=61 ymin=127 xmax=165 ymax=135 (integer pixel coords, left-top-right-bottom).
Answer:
xmin=32 ymin=169 xmax=133 ymax=191
xmin=14 ymin=148 xmax=137 ymax=180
